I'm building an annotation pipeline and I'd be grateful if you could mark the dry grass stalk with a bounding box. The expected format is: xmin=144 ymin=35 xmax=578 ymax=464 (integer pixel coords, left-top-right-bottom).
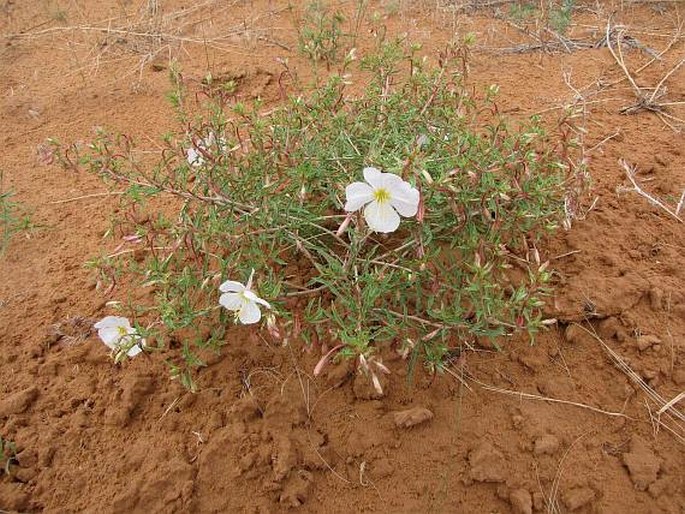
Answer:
xmin=465 ymin=375 xmax=634 ymax=419
xmin=619 ymin=159 xmax=683 ymax=223
xmin=574 ymin=323 xmax=685 ymax=445
xmin=544 ymin=431 xmax=593 ymax=514
xmin=49 ymin=191 xmax=125 ymax=204
xmin=659 ymin=391 xmax=685 ymax=416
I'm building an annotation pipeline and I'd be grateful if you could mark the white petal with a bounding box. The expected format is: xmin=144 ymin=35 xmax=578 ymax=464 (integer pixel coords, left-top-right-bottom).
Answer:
xmin=116 ymin=332 xmax=143 ymax=351
xmin=94 ymin=316 xmax=131 ymax=331
xmin=126 ymin=341 xmax=145 ymax=357
xmin=219 ymin=280 xmax=246 ymax=293
xmin=387 ymin=178 xmax=420 ymax=217
xmin=363 ymin=167 xmax=383 ymax=188
xmin=219 ymin=292 xmax=244 ymax=311
xmin=344 ymin=182 xmax=374 ymax=212
xmin=364 ymin=200 xmax=401 ymax=233
xmin=243 ymin=289 xmax=270 ymax=309
xmin=238 ymin=301 xmax=262 ymax=324
xmin=97 ymin=327 xmax=121 ymax=348
xmin=186 ymin=147 xmax=202 ymax=167
xmin=253 ymin=296 xmax=271 ymax=309
xmin=245 ymin=269 xmax=255 ymax=290
xmin=377 ymin=173 xmax=419 ymax=217
xmin=379 ymin=172 xmax=404 ymax=189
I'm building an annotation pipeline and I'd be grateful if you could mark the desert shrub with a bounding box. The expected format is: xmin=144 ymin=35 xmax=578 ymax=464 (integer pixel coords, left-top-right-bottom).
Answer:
xmin=59 ymin=40 xmax=576 ymax=389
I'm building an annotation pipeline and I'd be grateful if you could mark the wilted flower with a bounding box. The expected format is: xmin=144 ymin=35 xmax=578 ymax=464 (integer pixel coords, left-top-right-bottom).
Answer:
xmin=219 ymin=269 xmax=271 ymax=324
xmin=186 ymin=132 xmax=225 ymax=167
xmin=265 ymin=312 xmax=282 ymax=342
xmin=335 ymin=212 xmax=354 ymax=237
xmin=416 ymin=134 xmax=429 ymax=148
xmin=358 ymin=353 xmax=391 ymax=395
xmin=93 ymin=316 xmax=145 ymax=357
xmin=344 ymin=167 xmax=420 ymax=233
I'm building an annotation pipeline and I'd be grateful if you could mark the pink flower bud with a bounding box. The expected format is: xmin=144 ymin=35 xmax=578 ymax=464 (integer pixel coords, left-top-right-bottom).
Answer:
xmin=336 ymin=212 xmax=354 ymax=237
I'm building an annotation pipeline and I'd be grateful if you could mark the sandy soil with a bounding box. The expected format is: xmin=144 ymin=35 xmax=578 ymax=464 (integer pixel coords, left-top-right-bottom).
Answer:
xmin=1 ymin=1 xmax=684 ymax=512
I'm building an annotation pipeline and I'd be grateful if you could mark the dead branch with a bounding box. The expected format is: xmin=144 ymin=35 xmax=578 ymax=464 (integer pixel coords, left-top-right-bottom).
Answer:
xmin=619 ymin=159 xmax=683 ymax=223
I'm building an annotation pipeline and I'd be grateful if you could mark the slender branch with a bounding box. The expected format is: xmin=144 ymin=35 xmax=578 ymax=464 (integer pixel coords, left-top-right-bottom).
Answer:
xmin=49 ymin=191 xmax=125 ymax=204
xmin=649 ymin=58 xmax=685 ymax=104
xmin=100 ymin=168 xmax=257 ymax=214
xmin=619 ymin=159 xmax=683 ymax=223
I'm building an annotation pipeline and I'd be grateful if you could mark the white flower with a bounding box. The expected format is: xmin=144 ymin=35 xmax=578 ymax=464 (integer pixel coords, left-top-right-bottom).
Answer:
xmin=344 ymin=167 xmax=420 ymax=233
xmin=219 ymin=270 xmax=271 ymax=324
xmin=186 ymin=133 xmax=225 ymax=167
xmin=93 ymin=316 xmax=145 ymax=357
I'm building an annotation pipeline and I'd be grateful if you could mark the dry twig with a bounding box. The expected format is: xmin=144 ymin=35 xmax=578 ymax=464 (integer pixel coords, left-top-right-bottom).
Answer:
xmin=604 ymin=20 xmax=685 ymax=128
xmin=619 ymin=159 xmax=683 ymax=222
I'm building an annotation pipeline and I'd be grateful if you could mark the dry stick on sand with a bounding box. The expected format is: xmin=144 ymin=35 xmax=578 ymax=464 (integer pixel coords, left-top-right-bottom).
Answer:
xmin=573 ymin=323 xmax=685 ymax=445
xmin=465 ymin=375 xmax=635 ymax=419
xmin=660 ymin=391 xmax=685 ymax=418
xmin=619 ymin=159 xmax=684 ymax=223
xmin=531 ymin=22 xmax=683 ymax=118
xmin=479 ymin=24 xmax=596 ymax=54
xmin=605 ymin=19 xmax=685 ymax=130
xmin=631 ymin=21 xmax=684 ymax=75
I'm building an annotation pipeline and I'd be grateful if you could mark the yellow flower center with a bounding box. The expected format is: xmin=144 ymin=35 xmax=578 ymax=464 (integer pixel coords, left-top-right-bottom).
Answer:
xmin=373 ymin=188 xmax=391 ymax=204
xmin=117 ymin=326 xmax=128 ymax=336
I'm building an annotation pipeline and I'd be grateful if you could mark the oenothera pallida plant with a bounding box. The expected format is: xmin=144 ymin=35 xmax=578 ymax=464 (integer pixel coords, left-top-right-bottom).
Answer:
xmin=64 ymin=39 xmax=580 ymax=388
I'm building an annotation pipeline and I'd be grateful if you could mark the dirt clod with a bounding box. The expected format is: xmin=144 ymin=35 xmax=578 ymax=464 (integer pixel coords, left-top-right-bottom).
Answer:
xmin=598 ymin=317 xmax=627 ymax=342
xmin=648 ymin=476 xmax=675 ymax=499
xmin=648 ymin=287 xmax=664 ymax=311
xmin=564 ymin=324 xmax=588 ymax=345
xmin=536 ymin=376 xmax=575 ymax=398
xmin=352 ymin=372 xmax=387 ymax=400
xmin=673 ymin=369 xmax=685 ymax=386
xmin=468 ymin=442 xmax=506 ymax=483
xmin=279 ymin=470 xmax=313 ymax=507
xmin=0 ymin=386 xmax=39 ymax=417
xmin=509 ymin=488 xmax=533 ymax=514
xmin=392 ymin=407 xmax=434 ymax=428
xmin=622 ymin=436 xmax=661 ymax=491
xmin=636 ymin=334 xmax=661 ymax=352
xmin=372 ymin=458 xmax=395 ymax=479
xmin=16 ymin=448 xmax=38 ymax=468
xmin=562 ymin=486 xmax=596 ymax=511
xmin=0 ymin=483 xmax=30 ymax=511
